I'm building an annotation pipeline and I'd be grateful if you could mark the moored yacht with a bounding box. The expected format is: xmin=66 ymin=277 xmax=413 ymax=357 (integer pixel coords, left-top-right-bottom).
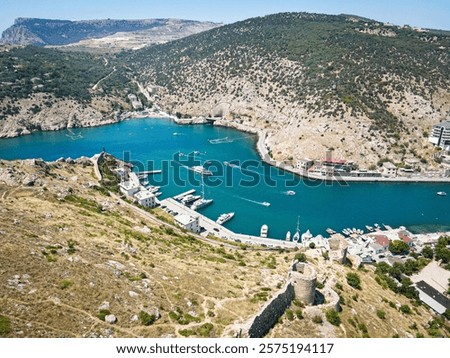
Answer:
xmin=260 ymin=224 xmax=268 ymax=238
xmin=191 ymin=198 xmax=213 ymax=210
xmin=190 ymin=165 xmax=213 ymax=176
xmin=216 ymin=212 xmax=235 ymax=225
xmin=181 ymin=194 xmax=201 ymax=204
xmin=191 ymin=178 xmax=213 ymax=210
xmin=285 ymin=231 xmax=291 ymax=241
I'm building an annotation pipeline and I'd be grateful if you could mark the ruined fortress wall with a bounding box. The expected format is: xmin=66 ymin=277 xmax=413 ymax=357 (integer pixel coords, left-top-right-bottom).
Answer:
xmin=246 ymin=283 xmax=295 ymax=338
xmin=289 ymin=262 xmax=316 ymax=304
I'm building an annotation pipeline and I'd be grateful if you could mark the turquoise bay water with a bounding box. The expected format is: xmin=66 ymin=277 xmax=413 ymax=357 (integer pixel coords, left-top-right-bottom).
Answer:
xmin=1 ymin=118 xmax=449 ymax=238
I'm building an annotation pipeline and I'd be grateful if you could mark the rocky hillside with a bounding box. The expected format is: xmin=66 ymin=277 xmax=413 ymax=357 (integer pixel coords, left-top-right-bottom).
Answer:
xmin=128 ymin=12 xmax=450 ymax=167
xmin=0 ymin=157 xmax=445 ymax=338
xmin=1 ymin=18 xmax=220 ymax=49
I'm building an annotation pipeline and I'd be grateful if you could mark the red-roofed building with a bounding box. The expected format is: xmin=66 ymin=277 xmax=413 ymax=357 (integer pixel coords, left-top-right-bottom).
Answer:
xmin=398 ymin=232 xmax=413 ymax=246
xmin=374 ymin=235 xmax=390 ymax=248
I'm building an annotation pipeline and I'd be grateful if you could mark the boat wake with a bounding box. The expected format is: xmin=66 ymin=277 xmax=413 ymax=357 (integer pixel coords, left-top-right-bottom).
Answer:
xmin=283 ymin=190 xmax=296 ymax=196
xmin=208 ymin=136 xmax=234 ymax=144
xmin=65 ymin=129 xmax=83 ymax=140
xmin=236 ymin=196 xmax=270 ymax=207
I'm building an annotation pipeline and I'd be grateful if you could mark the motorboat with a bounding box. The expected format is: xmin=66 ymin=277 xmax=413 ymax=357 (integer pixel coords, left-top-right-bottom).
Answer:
xmin=190 ymin=165 xmax=213 ymax=176
xmin=260 ymin=224 xmax=268 ymax=238
xmin=216 ymin=212 xmax=235 ymax=225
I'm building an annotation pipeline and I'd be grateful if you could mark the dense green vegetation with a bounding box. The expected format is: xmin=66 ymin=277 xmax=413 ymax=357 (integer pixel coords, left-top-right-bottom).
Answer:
xmin=129 ymin=12 xmax=450 ymax=136
xmin=0 ymin=46 xmax=113 ymax=102
xmin=0 ymin=46 xmax=134 ymax=121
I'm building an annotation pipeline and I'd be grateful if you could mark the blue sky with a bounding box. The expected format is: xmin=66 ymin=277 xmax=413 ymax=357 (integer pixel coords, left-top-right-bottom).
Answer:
xmin=1 ymin=0 xmax=449 ymax=33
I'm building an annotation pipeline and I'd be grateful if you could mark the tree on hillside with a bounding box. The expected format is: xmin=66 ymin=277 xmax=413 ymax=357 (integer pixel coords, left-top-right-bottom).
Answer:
xmin=421 ymin=246 xmax=434 ymax=259
xmin=435 ymin=236 xmax=450 ymax=264
xmin=389 ymin=240 xmax=410 ymax=255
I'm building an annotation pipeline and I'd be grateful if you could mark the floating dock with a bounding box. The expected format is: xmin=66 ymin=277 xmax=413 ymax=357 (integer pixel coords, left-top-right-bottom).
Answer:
xmin=137 ymin=170 xmax=162 ymax=175
xmin=173 ymin=189 xmax=196 ymax=201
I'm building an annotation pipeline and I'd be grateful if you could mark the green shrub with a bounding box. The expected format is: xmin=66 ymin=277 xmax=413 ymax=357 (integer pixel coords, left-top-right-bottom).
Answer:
xmin=325 ymin=309 xmax=341 ymax=326
xmin=0 ymin=316 xmax=11 ymax=336
xmin=376 ymin=310 xmax=386 ymax=319
xmin=285 ymin=309 xmax=294 ymax=321
xmin=400 ymin=305 xmax=412 ymax=315
xmin=294 ymin=253 xmax=307 ymax=262
xmin=97 ymin=309 xmax=111 ymax=321
xmin=59 ymin=279 xmax=73 ymax=289
xmin=295 ymin=309 xmax=304 ymax=319
xmin=197 ymin=323 xmax=213 ymax=337
xmin=139 ymin=310 xmax=156 ymax=326
xmin=346 ymin=272 xmax=361 ymax=290
xmin=179 ymin=329 xmax=194 ymax=337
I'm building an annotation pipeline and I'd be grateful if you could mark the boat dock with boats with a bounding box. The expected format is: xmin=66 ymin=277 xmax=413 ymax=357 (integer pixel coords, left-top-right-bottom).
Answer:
xmin=160 ymin=197 xmax=298 ymax=249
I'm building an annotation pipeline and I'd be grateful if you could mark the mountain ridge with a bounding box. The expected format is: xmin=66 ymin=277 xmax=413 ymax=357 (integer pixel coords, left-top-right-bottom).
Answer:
xmin=128 ymin=12 xmax=450 ymax=166
xmin=1 ymin=17 xmax=221 ymax=47
xmin=1 ymin=12 xmax=449 ymax=168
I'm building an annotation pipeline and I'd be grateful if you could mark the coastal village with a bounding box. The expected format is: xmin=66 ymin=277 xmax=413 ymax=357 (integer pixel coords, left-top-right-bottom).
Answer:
xmin=291 ymin=120 xmax=450 ymax=182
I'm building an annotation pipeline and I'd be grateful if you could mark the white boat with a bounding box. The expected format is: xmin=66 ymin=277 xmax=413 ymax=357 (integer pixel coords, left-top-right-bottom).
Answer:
xmin=181 ymin=194 xmax=201 ymax=204
xmin=437 ymin=191 xmax=447 ymax=196
xmin=192 ymin=198 xmax=213 ymax=210
xmin=293 ymin=216 xmax=300 ymax=242
xmin=285 ymin=231 xmax=291 ymax=241
xmin=365 ymin=225 xmax=374 ymax=232
xmin=224 ymin=161 xmax=239 ymax=168
xmin=191 ymin=178 xmax=213 ymax=210
xmin=216 ymin=212 xmax=235 ymax=225
xmin=190 ymin=165 xmax=213 ymax=176
xmin=326 ymin=228 xmax=336 ymax=235
xmin=262 ymin=202 xmax=271 ymax=207
xmin=147 ymin=185 xmax=160 ymax=193
xmin=154 ymin=192 xmax=162 ymax=197
xmin=260 ymin=224 xmax=268 ymax=238
xmin=286 ymin=190 xmax=296 ymax=196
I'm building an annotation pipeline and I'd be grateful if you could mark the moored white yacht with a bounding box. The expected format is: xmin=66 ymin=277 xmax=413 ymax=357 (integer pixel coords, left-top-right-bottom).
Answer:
xmin=216 ymin=212 xmax=235 ymax=225
xmin=260 ymin=224 xmax=268 ymax=238
xmin=191 ymin=165 xmax=213 ymax=176
xmin=181 ymin=194 xmax=201 ymax=204
xmin=191 ymin=178 xmax=213 ymax=210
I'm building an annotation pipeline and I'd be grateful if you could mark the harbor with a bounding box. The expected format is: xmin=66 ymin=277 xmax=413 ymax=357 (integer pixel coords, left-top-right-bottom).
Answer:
xmin=1 ymin=117 xmax=449 ymax=238
xmin=160 ymin=196 xmax=299 ymax=249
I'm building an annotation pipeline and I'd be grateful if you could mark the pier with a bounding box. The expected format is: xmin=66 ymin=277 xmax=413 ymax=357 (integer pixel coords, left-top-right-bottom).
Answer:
xmin=137 ymin=170 xmax=162 ymax=175
xmin=173 ymin=189 xmax=196 ymax=201
xmin=160 ymin=197 xmax=299 ymax=249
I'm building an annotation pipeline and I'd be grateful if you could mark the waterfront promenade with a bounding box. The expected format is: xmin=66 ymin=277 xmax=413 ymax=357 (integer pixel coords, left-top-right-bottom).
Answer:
xmin=160 ymin=198 xmax=299 ymax=249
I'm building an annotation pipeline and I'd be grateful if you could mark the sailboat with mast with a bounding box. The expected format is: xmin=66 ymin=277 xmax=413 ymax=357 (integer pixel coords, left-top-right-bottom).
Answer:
xmin=293 ymin=216 xmax=300 ymax=242
xmin=191 ymin=177 xmax=213 ymax=210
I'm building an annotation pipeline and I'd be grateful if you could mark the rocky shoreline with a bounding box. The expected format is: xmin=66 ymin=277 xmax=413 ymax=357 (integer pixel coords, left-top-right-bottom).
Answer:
xmin=2 ymin=107 xmax=450 ymax=184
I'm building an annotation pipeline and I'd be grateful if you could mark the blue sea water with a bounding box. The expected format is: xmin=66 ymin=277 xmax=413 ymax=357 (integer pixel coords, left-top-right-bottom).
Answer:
xmin=1 ymin=118 xmax=449 ymax=238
